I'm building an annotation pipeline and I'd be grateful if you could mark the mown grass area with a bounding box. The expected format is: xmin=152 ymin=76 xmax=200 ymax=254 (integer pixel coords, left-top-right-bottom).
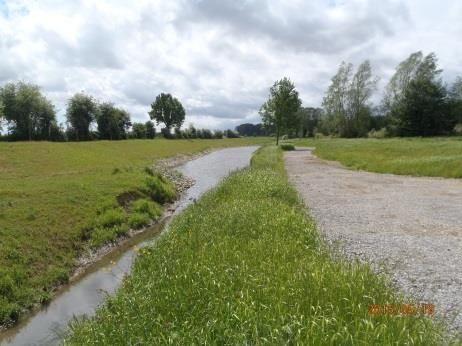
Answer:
xmin=0 ymin=138 xmax=268 ymax=326
xmin=66 ymin=146 xmax=452 ymax=345
xmin=291 ymin=137 xmax=462 ymax=178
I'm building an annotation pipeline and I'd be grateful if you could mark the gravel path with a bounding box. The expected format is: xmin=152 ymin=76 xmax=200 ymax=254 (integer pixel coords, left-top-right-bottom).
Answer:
xmin=284 ymin=148 xmax=462 ymax=332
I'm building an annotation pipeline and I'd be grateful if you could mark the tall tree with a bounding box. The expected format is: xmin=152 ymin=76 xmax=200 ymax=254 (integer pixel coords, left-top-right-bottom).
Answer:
xmin=149 ymin=93 xmax=185 ymax=131
xmin=132 ymin=122 xmax=147 ymax=139
xmin=0 ymin=81 xmax=57 ymax=140
xmin=296 ymin=107 xmax=323 ymax=137
xmin=96 ymin=103 xmax=131 ymax=140
xmin=383 ymin=52 xmax=424 ymax=113
xmin=449 ymin=77 xmax=462 ymax=125
xmin=66 ymin=93 xmax=98 ymax=141
xmin=145 ymin=121 xmax=156 ymax=139
xmin=384 ymin=52 xmax=450 ymax=136
xmin=321 ymin=61 xmax=377 ymax=137
xmin=259 ymin=77 xmax=301 ymax=144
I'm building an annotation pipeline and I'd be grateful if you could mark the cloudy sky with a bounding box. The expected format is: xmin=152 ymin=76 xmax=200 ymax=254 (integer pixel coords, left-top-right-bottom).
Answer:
xmin=1 ymin=0 xmax=461 ymax=129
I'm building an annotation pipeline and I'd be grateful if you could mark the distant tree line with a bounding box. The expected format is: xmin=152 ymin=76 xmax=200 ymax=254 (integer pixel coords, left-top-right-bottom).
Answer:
xmin=260 ymin=51 xmax=462 ymax=139
xmin=0 ymin=86 xmax=240 ymax=141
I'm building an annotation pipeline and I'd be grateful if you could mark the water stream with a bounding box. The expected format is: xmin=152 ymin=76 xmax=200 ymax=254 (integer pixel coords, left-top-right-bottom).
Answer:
xmin=0 ymin=146 xmax=258 ymax=346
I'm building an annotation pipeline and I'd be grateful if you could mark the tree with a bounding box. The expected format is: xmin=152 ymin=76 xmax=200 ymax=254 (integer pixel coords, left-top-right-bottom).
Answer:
xmin=449 ymin=77 xmax=462 ymax=125
xmin=0 ymin=81 xmax=57 ymax=141
xmin=321 ymin=61 xmax=377 ymax=137
xmin=383 ymin=52 xmax=424 ymax=114
xmin=96 ymin=103 xmax=131 ymax=140
xmin=296 ymin=107 xmax=322 ymax=137
xmin=384 ymin=52 xmax=450 ymax=136
xmin=145 ymin=121 xmax=156 ymax=139
xmin=66 ymin=93 xmax=98 ymax=141
xmin=149 ymin=93 xmax=185 ymax=131
xmin=259 ymin=77 xmax=301 ymax=144
xmin=398 ymin=76 xmax=448 ymax=136
xmin=132 ymin=122 xmax=147 ymax=139
xmin=235 ymin=123 xmax=267 ymax=136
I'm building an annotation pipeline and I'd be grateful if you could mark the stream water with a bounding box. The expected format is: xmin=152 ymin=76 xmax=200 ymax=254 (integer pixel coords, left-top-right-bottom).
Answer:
xmin=0 ymin=146 xmax=258 ymax=346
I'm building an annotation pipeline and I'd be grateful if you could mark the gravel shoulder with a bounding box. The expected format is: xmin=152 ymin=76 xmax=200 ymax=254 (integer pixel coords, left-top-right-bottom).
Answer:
xmin=284 ymin=148 xmax=462 ymax=332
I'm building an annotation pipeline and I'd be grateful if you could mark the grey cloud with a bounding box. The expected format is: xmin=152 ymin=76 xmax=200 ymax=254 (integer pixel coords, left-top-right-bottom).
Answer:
xmin=176 ymin=0 xmax=409 ymax=55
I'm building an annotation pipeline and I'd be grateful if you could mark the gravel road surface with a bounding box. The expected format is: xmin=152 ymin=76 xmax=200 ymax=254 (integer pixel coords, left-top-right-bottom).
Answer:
xmin=284 ymin=148 xmax=462 ymax=332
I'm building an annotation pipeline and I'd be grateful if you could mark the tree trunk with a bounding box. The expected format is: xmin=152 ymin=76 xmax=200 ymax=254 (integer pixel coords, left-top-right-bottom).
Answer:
xmin=276 ymin=125 xmax=280 ymax=145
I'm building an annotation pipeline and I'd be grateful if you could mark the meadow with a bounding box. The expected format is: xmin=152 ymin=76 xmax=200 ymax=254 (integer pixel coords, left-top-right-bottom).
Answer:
xmin=66 ymin=146 xmax=452 ymax=345
xmin=292 ymin=137 xmax=462 ymax=178
xmin=0 ymin=138 xmax=267 ymax=326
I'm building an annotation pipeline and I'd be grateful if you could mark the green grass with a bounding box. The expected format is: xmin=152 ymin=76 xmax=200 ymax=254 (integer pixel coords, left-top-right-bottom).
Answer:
xmin=291 ymin=137 xmax=462 ymax=178
xmin=65 ymin=146 xmax=452 ymax=345
xmin=0 ymin=138 xmax=268 ymax=326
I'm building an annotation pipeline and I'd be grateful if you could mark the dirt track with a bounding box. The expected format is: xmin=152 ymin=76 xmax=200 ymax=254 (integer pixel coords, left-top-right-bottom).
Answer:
xmin=284 ymin=148 xmax=462 ymax=332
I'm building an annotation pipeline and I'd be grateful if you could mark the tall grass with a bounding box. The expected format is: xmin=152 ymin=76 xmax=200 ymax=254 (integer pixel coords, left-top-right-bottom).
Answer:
xmin=0 ymin=138 xmax=268 ymax=327
xmin=65 ymin=146 xmax=452 ymax=345
xmin=293 ymin=137 xmax=462 ymax=178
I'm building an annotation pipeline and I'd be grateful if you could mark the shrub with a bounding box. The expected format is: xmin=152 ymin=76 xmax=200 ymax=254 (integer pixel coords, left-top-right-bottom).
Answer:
xmin=160 ymin=127 xmax=173 ymax=139
xmin=128 ymin=213 xmax=151 ymax=229
xmin=225 ymin=129 xmax=239 ymax=138
xmin=213 ymin=130 xmax=223 ymax=139
xmin=280 ymin=143 xmax=295 ymax=151
xmin=368 ymin=128 xmax=388 ymax=139
xmin=174 ymin=127 xmax=183 ymax=139
xmin=129 ymin=199 xmax=161 ymax=219
xmin=201 ymin=129 xmax=213 ymax=139
xmin=143 ymin=175 xmax=175 ymax=203
xmin=94 ymin=208 xmax=126 ymax=228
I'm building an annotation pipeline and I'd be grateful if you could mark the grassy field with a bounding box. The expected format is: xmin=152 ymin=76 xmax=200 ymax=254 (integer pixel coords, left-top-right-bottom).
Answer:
xmin=290 ymin=137 xmax=462 ymax=178
xmin=66 ymin=146 xmax=451 ymax=345
xmin=0 ymin=138 xmax=268 ymax=326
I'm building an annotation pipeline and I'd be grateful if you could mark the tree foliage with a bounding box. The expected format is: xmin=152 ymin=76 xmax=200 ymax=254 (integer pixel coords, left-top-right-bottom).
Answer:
xmin=259 ymin=77 xmax=301 ymax=144
xmin=0 ymin=81 xmax=58 ymax=140
xmin=132 ymin=122 xmax=147 ymax=139
xmin=235 ymin=123 xmax=267 ymax=136
xmin=145 ymin=121 xmax=156 ymax=139
xmin=66 ymin=93 xmax=98 ymax=141
xmin=96 ymin=103 xmax=131 ymax=140
xmin=449 ymin=77 xmax=462 ymax=126
xmin=296 ymin=107 xmax=323 ymax=137
xmin=149 ymin=93 xmax=185 ymax=130
xmin=321 ymin=61 xmax=378 ymax=137
xmin=384 ymin=52 xmax=452 ymax=136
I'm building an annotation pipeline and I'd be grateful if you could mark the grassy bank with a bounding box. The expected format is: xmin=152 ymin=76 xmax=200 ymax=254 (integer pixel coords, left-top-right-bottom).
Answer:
xmin=66 ymin=146 xmax=450 ymax=345
xmin=291 ymin=137 xmax=462 ymax=178
xmin=0 ymin=138 xmax=267 ymax=326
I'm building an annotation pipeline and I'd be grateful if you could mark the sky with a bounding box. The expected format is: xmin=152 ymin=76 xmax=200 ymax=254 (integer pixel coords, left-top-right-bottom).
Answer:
xmin=0 ymin=0 xmax=461 ymax=129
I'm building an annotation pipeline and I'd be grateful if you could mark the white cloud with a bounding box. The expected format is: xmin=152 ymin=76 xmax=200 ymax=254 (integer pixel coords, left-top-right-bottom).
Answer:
xmin=0 ymin=0 xmax=461 ymax=129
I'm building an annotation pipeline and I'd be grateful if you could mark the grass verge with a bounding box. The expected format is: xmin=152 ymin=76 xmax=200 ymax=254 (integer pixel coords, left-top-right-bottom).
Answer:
xmin=0 ymin=137 xmax=268 ymax=327
xmin=65 ymin=146 xmax=452 ymax=345
xmin=291 ymin=137 xmax=462 ymax=178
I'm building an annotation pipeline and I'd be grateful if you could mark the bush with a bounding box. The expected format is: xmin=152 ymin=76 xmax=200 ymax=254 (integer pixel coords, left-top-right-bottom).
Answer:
xmin=225 ymin=129 xmax=239 ymax=138
xmin=129 ymin=199 xmax=161 ymax=219
xmin=128 ymin=213 xmax=151 ymax=229
xmin=368 ymin=128 xmax=388 ymax=139
xmin=174 ymin=127 xmax=183 ymax=139
xmin=280 ymin=144 xmax=295 ymax=151
xmin=160 ymin=127 xmax=173 ymax=139
xmin=454 ymin=123 xmax=462 ymax=136
xmin=214 ymin=130 xmax=223 ymax=139
xmin=201 ymin=129 xmax=213 ymax=139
